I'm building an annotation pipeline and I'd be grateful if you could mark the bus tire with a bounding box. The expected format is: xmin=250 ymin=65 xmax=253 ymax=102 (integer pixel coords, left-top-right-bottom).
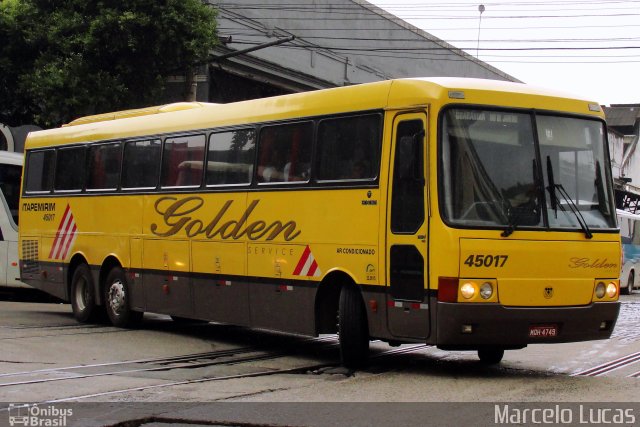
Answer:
xmin=338 ymin=284 xmax=369 ymax=368
xmin=70 ymin=264 xmax=101 ymax=323
xmin=478 ymin=347 xmax=504 ymax=364
xmin=104 ymin=267 xmax=143 ymax=328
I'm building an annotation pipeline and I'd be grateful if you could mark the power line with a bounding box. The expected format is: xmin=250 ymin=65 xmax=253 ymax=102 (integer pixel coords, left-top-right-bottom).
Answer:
xmin=218 ymin=13 xmax=640 ymax=20
xmin=228 ymin=39 xmax=640 ymax=51
xmin=264 ymin=43 xmax=640 ymax=63
xmin=218 ymin=24 xmax=640 ymax=31
xmin=221 ymin=33 xmax=640 ymax=43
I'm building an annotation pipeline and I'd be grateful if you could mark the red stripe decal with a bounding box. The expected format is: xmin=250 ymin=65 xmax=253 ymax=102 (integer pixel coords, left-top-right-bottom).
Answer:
xmin=307 ymin=260 xmax=318 ymax=277
xmin=60 ymin=223 xmax=77 ymax=260
xmin=54 ymin=213 xmax=75 ymax=259
xmin=49 ymin=204 xmax=71 ymax=258
xmin=293 ymin=246 xmax=311 ymax=276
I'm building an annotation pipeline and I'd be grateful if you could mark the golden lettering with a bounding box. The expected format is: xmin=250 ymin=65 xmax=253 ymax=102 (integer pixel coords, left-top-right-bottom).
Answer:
xmin=150 ymin=197 xmax=301 ymax=242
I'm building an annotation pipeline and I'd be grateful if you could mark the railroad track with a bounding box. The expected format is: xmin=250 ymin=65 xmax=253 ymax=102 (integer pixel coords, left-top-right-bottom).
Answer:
xmin=0 ymin=341 xmax=432 ymax=406
xmin=572 ymin=350 xmax=640 ymax=377
xmin=0 ymin=335 xmax=340 ymax=388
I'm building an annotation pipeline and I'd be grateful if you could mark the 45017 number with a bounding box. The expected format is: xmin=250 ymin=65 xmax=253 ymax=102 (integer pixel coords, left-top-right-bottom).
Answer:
xmin=464 ymin=254 xmax=509 ymax=268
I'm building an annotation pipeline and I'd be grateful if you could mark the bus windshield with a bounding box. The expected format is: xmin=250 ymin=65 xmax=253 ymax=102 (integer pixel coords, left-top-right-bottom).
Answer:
xmin=441 ymin=108 xmax=615 ymax=232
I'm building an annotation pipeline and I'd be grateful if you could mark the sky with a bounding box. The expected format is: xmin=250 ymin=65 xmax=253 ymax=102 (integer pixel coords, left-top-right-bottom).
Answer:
xmin=368 ymin=0 xmax=639 ymax=106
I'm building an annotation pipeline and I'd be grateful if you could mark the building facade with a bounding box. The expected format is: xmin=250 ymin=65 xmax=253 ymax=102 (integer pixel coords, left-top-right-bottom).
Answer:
xmin=164 ymin=0 xmax=519 ymax=103
xmin=604 ymin=105 xmax=640 ymax=212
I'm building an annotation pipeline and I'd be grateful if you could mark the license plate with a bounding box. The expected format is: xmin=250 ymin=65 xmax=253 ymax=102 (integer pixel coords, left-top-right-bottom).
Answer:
xmin=529 ymin=324 xmax=558 ymax=338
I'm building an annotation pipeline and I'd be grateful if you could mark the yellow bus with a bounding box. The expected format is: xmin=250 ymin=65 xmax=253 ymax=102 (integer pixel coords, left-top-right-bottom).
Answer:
xmin=19 ymin=78 xmax=621 ymax=367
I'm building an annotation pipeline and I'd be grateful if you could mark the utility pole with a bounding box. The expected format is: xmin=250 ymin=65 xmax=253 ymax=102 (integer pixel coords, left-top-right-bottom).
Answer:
xmin=477 ymin=4 xmax=485 ymax=59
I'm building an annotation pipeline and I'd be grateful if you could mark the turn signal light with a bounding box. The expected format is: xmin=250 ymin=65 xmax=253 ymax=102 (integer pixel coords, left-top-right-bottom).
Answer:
xmin=595 ymin=282 xmax=606 ymax=299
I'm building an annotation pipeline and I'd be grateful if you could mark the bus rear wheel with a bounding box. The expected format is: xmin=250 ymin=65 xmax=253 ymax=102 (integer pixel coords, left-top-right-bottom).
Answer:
xmin=338 ymin=284 xmax=369 ymax=369
xmin=104 ymin=267 xmax=143 ymax=328
xmin=70 ymin=264 xmax=103 ymax=323
xmin=478 ymin=347 xmax=504 ymax=364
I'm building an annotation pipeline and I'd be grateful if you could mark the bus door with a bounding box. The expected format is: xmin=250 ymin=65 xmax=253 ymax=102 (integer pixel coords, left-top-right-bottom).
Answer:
xmin=385 ymin=112 xmax=429 ymax=339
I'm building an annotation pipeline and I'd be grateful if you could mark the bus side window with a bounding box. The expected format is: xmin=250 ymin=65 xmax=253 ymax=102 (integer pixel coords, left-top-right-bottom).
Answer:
xmin=122 ymin=139 xmax=161 ymax=189
xmin=257 ymin=122 xmax=312 ymax=184
xmin=316 ymin=114 xmax=381 ymax=181
xmin=25 ymin=150 xmax=55 ymax=193
xmin=0 ymin=164 xmax=22 ymax=225
xmin=161 ymin=134 xmax=206 ymax=188
xmin=55 ymin=146 xmax=86 ymax=191
xmin=87 ymin=143 xmax=122 ymax=190
xmin=207 ymin=129 xmax=255 ymax=186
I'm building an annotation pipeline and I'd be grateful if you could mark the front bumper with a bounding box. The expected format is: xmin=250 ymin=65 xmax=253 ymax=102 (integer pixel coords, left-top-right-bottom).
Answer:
xmin=436 ymin=301 xmax=620 ymax=350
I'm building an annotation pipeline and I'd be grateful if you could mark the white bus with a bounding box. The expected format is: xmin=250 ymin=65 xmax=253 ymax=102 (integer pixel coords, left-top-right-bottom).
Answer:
xmin=618 ymin=209 xmax=640 ymax=294
xmin=0 ymin=151 xmax=28 ymax=289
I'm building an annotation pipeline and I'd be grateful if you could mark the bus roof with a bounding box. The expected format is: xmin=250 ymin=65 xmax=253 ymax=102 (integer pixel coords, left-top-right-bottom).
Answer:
xmin=26 ymin=77 xmax=605 ymax=150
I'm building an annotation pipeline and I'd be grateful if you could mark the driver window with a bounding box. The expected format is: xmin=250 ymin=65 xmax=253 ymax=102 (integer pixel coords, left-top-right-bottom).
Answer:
xmin=391 ymin=119 xmax=425 ymax=233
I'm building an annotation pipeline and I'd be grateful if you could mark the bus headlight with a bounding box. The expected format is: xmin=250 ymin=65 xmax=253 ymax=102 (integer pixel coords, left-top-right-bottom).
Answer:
xmin=606 ymin=282 xmax=618 ymax=298
xmin=479 ymin=282 xmax=493 ymax=299
xmin=595 ymin=282 xmax=606 ymax=299
xmin=460 ymin=282 xmax=477 ymax=299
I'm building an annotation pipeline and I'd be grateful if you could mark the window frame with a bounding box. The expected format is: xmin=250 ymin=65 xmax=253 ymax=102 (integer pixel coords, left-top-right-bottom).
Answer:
xmin=256 ymin=120 xmax=314 ymax=186
xmin=86 ymin=141 xmax=123 ymax=192
xmin=206 ymin=128 xmax=256 ymax=188
xmin=24 ymin=149 xmax=56 ymax=195
xmin=315 ymin=112 xmax=383 ymax=183
xmin=53 ymin=145 xmax=87 ymax=193
xmin=121 ymin=138 xmax=162 ymax=191
xmin=160 ymin=133 xmax=207 ymax=189
xmin=21 ymin=109 xmax=386 ymax=198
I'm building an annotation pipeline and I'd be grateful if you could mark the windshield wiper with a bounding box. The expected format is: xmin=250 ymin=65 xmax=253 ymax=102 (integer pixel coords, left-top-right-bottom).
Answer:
xmin=545 ymin=156 xmax=593 ymax=239
xmin=502 ymin=160 xmax=541 ymax=238
xmin=501 ymin=207 xmax=520 ymax=238
xmin=546 ymin=156 xmax=558 ymax=216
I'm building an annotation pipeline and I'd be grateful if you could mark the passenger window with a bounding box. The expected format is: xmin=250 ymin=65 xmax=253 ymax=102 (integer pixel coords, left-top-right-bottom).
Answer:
xmin=257 ymin=122 xmax=312 ymax=183
xmin=122 ymin=139 xmax=161 ymax=189
xmin=87 ymin=143 xmax=122 ymax=190
xmin=317 ymin=114 xmax=381 ymax=181
xmin=161 ymin=134 xmax=206 ymax=187
xmin=207 ymin=129 xmax=255 ymax=186
xmin=0 ymin=164 xmax=22 ymax=224
xmin=55 ymin=146 xmax=86 ymax=191
xmin=25 ymin=150 xmax=55 ymax=193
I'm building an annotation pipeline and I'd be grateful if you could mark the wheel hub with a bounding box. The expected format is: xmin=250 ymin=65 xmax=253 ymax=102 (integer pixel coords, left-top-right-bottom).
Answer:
xmin=107 ymin=280 xmax=126 ymax=316
xmin=75 ymin=278 xmax=88 ymax=311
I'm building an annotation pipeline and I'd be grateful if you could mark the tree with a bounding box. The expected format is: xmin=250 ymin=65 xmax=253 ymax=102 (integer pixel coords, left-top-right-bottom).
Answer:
xmin=0 ymin=0 xmax=218 ymax=128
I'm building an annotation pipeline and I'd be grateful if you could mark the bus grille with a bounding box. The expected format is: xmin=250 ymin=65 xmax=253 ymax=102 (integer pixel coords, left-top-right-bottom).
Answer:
xmin=22 ymin=240 xmax=40 ymax=274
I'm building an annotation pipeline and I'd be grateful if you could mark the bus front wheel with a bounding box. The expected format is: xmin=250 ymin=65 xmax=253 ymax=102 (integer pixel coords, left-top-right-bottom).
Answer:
xmin=104 ymin=267 xmax=143 ymax=328
xmin=478 ymin=347 xmax=504 ymax=364
xmin=70 ymin=264 xmax=102 ymax=323
xmin=338 ymin=284 xmax=369 ymax=368
xmin=623 ymin=271 xmax=634 ymax=295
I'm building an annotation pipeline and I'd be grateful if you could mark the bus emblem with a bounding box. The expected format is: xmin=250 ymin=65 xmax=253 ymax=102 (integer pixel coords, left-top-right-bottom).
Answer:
xmin=544 ymin=287 xmax=554 ymax=299
xmin=49 ymin=204 xmax=78 ymax=260
xmin=293 ymin=246 xmax=322 ymax=277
